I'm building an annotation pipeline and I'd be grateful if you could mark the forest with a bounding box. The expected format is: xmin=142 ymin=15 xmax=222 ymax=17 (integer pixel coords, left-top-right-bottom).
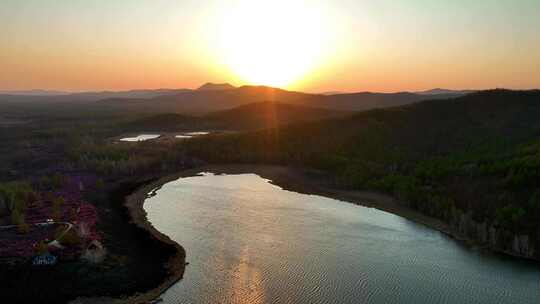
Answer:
xmin=182 ymin=90 xmax=540 ymax=257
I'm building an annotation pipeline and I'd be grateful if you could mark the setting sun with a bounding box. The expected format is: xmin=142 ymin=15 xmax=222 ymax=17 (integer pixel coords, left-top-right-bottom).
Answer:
xmin=217 ymin=0 xmax=334 ymax=88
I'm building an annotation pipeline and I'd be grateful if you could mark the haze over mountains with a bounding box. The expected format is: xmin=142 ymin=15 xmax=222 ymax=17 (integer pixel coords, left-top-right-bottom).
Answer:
xmin=0 ymin=83 xmax=475 ymax=115
xmin=416 ymin=88 xmax=477 ymax=95
xmin=0 ymin=88 xmax=192 ymax=102
xmin=95 ymin=84 xmax=473 ymax=114
xmin=0 ymin=90 xmax=71 ymax=96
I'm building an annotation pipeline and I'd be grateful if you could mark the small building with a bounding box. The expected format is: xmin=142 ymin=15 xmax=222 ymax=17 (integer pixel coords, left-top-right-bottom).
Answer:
xmin=32 ymin=252 xmax=57 ymax=266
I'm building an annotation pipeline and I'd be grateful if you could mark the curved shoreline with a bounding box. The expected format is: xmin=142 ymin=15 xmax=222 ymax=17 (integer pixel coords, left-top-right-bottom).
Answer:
xmin=122 ymin=179 xmax=187 ymax=304
xmin=70 ymin=178 xmax=188 ymax=304
xmin=204 ymin=165 xmax=540 ymax=261
xmin=193 ymin=164 xmax=454 ymax=236
xmin=117 ymin=164 xmax=464 ymax=303
xmin=131 ymin=164 xmax=457 ymax=303
xmin=90 ymin=164 xmax=535 ymax=303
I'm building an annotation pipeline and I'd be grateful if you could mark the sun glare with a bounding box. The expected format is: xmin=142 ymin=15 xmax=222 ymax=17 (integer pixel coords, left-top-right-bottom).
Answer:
xmin=217 ymin=0 xmax=333 ymax=88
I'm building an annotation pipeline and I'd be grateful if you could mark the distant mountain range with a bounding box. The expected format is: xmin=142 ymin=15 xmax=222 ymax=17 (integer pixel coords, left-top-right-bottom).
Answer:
xmin=0 ymin=82 xmax=236 ymax=100
xmin=415 ymin=88 xmax=476 ymax=95
xmin=0 ymin=84 xmax=476 ymax=115
xmin=0 ymin=89 xmax=70 ymax=96
xmin=321 ymin=91 xmax=346 ymax=96
xmin=0 ymin=88 xmax=192 ymax=103
xmin=321 ymin=88 xmax=475 ymax=96
xmin=97 ymin=85 xmax=471 ymax=114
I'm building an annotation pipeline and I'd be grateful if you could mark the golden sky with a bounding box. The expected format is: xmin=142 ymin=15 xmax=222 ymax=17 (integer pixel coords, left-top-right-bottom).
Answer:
xmin=1 ymin=0 xmax=539 ymax=93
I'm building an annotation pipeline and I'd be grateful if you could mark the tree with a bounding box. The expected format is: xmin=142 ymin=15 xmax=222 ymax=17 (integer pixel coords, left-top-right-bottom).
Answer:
xmin=11 ymin=208 xmax=23 ymax=225
xmin=40 ymin=176 xmax=51 ymax=190
xmin=53 ymin=196 xmax=65 ymax=207
xmin=496 ymin=205 xmax=525 ymax=229
xmin=95 ymin=179 xmax=104 ymax=190
xmin=17 ymin=222 xmax=30 ymax=234
xmin=51 ymin=197 xmax=64 ymax=222
xmin=11 ymin=209 xmax=29 ymax=233
xmin=59 ymin=229 xmax=82 ymax=246
xmin=26 ymin=191 xmax=40 ymax=208
xmin=69 ymin=207 xmax=78 ymax=222
xmin=51 ymin=173 xmax=65 ymax=190
xmin=35 ymin=240 xmax=48 ymax=255
xmin=528 ymin=190 xmax=540 ymax=218
xmin=45 ymin=192 xmax=55 ymax=203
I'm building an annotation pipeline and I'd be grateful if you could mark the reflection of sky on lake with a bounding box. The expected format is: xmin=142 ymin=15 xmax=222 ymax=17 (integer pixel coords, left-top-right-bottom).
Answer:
xmin=145 ymin=172 xmax=540 ymax=304
xmin=120 ymin=134 xmax=160 ymax=142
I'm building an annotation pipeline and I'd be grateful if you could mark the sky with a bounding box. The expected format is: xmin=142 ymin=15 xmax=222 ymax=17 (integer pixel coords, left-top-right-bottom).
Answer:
xmin=1 ymin=0 xmax=539 ymax=93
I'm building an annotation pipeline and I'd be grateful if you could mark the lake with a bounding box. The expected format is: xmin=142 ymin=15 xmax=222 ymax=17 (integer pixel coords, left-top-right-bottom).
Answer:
xmin=119 ymin=134 xmax=160 ymax=142
xmin=144 ymin=172 xmax=540 ymax=304
xmin=175 ymin=132 xmax=210 ymax=139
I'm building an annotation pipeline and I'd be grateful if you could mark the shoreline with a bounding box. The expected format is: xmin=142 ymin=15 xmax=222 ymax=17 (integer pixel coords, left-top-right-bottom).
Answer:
xmin=203 ymin=165 xmax=539 ymax=261
xmin=121 ymin=179 xmax=187 ymax=304
xmin=70 ymin=178 xmax=188 ymax=304
xmin=121 ymin=164 xmax=456 ymax=303
xmin=90 ymin=163 xmax=534 ymax=303
xmin=194 ymin=164 xmax=456 ymax=237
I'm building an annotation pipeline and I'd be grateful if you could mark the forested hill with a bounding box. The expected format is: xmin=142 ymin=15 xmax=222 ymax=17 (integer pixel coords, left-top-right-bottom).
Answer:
xmin=100 ymin=86 xmax=463 ymax=114
xmin=184 ymin=89 xmax=540 ymax=259
xmin=0 ymin=85 xmax=466 ymax=117
xmin=203 ymin=101 xmax=344 ymax=130
xmin=122 ymin=102 xmax=345 ymax=131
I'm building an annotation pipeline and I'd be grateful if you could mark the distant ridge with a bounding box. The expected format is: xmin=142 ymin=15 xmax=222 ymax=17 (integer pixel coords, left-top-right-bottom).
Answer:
xmin=0 ymin=89 xmax=70 ymax=96
xmin=0 ymin=88 xmax=192 ymax=102
xmin=197 ymin=83 xmax=236 ymax=91
xmin=321 ymin=91 xmax=346 ymax=96
xmin=1 ymin=84 xmax=491 ymax=115
xmin=416 ymin=88 xmax=476 ymax=95
xmin=124 ymin=101 xmax=345 ymax=131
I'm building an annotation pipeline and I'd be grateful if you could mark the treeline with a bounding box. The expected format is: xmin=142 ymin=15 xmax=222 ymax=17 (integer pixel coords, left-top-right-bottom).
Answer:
xmin=65 ymin=137 xmax=194 ymax=177
xmin=183 ymin=90 xmax=540 ymax=253
xmin=0 ymin=174 xmax=74 ymax=232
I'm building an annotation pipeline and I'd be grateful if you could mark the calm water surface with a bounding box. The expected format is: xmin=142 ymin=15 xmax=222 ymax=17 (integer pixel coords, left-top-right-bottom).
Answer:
xmin=175 ymin=132 xmax=210 ymax=139
xmin=144 ymin=173 xmax=540 ymax=304
xmin=120 ymin=134 xmax=160 ymax=142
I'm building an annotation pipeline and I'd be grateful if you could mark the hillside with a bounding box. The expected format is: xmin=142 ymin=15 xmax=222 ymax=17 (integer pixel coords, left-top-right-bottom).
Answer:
xmin=0 ymin=85 xmax=473 ymax=126
xmin=99 ymin=85 xmax=465 ymax=114
xmin=300 ymin=91 xmax=461 ymax=111
xmin=103 ymin=86 xmax=310 ymax=114
xmin=122 ymin=113 xmax=203 ymax=131
xmin=123 ymin=102 xmax=346 ymax=132
xmin=204 ymin=101 xmax=345 ymax=130
xmin=184 ymin=90 xmax=540 ymax=259
xmin=0 ymin=85 xmax=469 ymax=119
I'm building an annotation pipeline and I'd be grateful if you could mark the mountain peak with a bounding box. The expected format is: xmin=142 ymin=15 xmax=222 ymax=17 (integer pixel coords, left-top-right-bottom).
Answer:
xmin=197 ymin=83 xmax=236 ymax=91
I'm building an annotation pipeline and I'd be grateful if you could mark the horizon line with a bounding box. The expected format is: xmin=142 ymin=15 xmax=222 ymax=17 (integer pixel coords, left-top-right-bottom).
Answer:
xmin=3 ymin=84 xmax=540 ymax=96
